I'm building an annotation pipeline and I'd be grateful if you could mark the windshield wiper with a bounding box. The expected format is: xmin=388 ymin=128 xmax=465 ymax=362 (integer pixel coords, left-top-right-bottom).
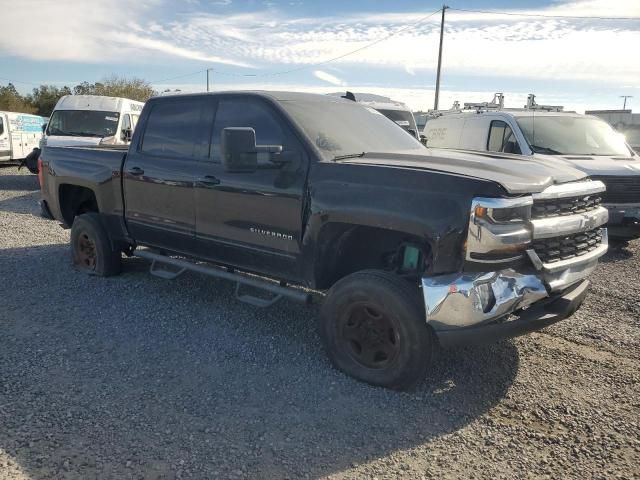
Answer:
xmin=333 ymin=152 xmax=366 ymax=161
xmin=530 ymin=145 xmax=563 ymax=155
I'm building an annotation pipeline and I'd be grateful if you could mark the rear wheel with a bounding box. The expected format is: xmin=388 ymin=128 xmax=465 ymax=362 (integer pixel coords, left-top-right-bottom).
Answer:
xmin=319 ymin=270 xmax=434 ymax=390
xmin=70 ymin=213 xmax=121 ymax=276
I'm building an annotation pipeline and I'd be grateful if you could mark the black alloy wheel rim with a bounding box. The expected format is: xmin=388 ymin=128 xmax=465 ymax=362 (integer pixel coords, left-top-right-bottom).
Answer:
xmin=77 ymin=232 xmax=97 ymax=270
xmin=339 ymin=303 xmax=401 ymax=369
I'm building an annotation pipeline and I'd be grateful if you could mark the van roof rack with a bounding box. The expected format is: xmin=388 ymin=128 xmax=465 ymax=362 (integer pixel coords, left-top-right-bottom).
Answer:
xmin=463 ymin=93 xmax=504 ymax=111
xmin=427 ymin=93 xmax=565 ymax=117
xmin=524 ymin=94 xmax=564 ymax=112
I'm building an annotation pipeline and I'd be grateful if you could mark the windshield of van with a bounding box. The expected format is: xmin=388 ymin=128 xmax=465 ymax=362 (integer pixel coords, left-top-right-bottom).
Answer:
xmin=47 ymin=110 xmax=120 ymax=138
xmin=623 ymin=128 xmax=640 ymax=146
xmin=516 ymin=115 xmax=631 ymax=156
xmin=376 ymin=109 xmax=418 ymax=134
xmin=280 ymin=100 xmax=424 ymax=159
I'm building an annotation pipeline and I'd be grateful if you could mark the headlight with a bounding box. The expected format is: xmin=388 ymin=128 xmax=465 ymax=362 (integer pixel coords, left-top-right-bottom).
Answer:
xmin=466 ymin=197 xmax=533 ymax=263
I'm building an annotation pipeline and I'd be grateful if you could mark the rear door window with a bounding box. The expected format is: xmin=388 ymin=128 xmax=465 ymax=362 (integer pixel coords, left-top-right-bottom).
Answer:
xmin=141 ymin=99 xmax=210 ymax=159
xmin=487 ymin=120 xmax=521 ymax=154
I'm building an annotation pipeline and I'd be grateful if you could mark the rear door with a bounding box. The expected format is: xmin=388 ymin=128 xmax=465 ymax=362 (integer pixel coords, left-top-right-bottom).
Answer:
xmin=194 ymin=95 xmax=309 ymax=280
xmin=123 ymin=97 xmax=213 ymax=254
xmin=0 ymin=114 xmax=10 ymax=161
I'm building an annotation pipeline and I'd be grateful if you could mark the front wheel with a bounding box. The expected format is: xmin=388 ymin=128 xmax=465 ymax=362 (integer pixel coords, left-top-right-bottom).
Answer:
xmin=319 ymin=270 xmax=435 ymax=390
xmin=70 ymin=213 xmax=122 ymax=276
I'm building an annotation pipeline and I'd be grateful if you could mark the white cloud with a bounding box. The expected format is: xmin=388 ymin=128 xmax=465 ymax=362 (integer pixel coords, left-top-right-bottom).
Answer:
xmin=0 ymin=0 xmax=639 ymax=89
xmin=313 ymin=70 xmax=346 ymax=86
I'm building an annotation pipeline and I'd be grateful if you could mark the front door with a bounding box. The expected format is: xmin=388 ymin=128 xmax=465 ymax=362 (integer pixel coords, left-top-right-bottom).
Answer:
xmin=123 ymin=97 xmax=213 ymax=254
xmin=194 ymin=96 xmax=309 ymax=280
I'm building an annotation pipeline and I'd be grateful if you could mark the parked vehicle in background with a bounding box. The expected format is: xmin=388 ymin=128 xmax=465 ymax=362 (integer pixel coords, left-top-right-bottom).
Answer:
xmin=333 ymin=91 xmax=420 ymax=140
xmin=586 ymin=109 xmax=640 ymax=154
xmin=40 ymin=91 xmax=607 ymax=389
xmin=22 ymin=95 xmax=145 ymax=175
xmin=0 ymin=111 xmax=46 ymax=165
xmin=424 ymin=94 xmax=640 ymax=238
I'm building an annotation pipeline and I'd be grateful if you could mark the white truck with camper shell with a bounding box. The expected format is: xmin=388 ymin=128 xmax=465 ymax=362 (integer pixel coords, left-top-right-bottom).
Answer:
xmin=23 ymin=95 xmax=145 ymax=176
xmin=0 ymin=111 xmax=46 ymax=164
xmin=424 ymin=94 xmax=640 ymax=238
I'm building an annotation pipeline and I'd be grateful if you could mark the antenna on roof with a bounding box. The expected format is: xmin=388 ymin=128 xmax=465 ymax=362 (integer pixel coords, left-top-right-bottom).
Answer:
xmin=525 ymin=94 xmax=563 ymax=112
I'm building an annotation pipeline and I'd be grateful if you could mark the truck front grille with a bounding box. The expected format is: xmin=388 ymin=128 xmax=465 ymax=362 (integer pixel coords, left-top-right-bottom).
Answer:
xmin=531 ymin=228 xmax=604 ymax=264
xmin=590 ymin=176 xmax=640 ymax=204
xmin=531 ymin=194 xmax=602 ymax=219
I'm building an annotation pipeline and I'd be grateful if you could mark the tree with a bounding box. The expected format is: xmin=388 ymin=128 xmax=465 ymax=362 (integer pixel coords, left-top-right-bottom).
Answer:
xmin=0 ymin=83 xmax=37 ymax=114
xmin=28 ymin=85 xmax=72 ymax=117
xmin=72 ymin=76 xmax=156 ymax=103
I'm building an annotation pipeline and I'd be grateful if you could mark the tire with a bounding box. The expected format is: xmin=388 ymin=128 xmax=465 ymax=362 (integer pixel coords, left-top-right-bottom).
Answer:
xmin=319 ymin=270 xmax=435 ymax=390
xmin=23 ymin=148 xmax=40 ymax=174
xmin=70 ymin=213 xmax=122 ymax=276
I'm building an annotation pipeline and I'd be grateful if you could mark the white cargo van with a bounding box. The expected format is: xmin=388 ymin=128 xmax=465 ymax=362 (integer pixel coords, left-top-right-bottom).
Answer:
xmin=332 ymin=92 xmax=421 ymax=140
xmin=424 ymin=94 xmax=640 ymax=238
xmin=0 ymin=111 xmax=46 ymax=163
xmin=44 ymin=95 xmax=144 ymax=148
xmin=22 ymin=95 xmax=145 ymax=175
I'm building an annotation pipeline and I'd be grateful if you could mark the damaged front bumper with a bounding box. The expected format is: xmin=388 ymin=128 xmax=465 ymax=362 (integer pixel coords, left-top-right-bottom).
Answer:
xmin=421 ymin=264 xmax=597 ymax=348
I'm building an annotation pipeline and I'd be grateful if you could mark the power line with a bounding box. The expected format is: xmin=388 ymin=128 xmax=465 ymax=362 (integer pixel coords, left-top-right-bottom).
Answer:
xmin=449 ymin=7 xmax=640 ymax=21
xmin=153 ymin=6 xmax=442 ymax=83
xmin=151 ymin=69 xmax=208 ymax=84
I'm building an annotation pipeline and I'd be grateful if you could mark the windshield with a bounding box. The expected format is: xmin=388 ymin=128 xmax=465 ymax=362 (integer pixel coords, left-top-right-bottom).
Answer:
xmin=623 ymin=128 xmax=640 ymax=146
xmin=376 ymin=109 xmax=418 ymax=135
xmin=47 ymin=110 xmax=121 ymax=138
xmin=280 ymin=100 xmax=424 ymax=159
xmin=516 ymin=115 xmax=631 ymax=156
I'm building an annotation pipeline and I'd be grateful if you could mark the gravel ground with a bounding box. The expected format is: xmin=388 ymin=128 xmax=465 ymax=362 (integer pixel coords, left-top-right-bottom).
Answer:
xmin=0 ymin=165 xmax=638 ymax=480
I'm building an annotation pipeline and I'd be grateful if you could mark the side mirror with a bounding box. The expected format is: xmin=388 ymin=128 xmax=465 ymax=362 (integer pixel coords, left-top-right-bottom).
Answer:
xmin=41 ymin=124 xmax=47 ymax=134
xmin=407 ymin=128 xmax=418 ymax=139
xmin=121 ymin=128 xmax=132 ymax=142
xmin=221 ymin=127 xmax=283 ymax=172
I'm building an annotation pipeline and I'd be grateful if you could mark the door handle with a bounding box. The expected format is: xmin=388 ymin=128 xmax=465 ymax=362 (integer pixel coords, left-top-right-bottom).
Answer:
xmin=199 ymin=175 xmax=220 ymax=186
xmin=128 ymin=167 xmax=144 ymax=176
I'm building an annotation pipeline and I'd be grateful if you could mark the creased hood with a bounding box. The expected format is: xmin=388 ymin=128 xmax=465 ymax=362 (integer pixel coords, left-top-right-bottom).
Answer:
xmin=342 ymin=149 xmax=588 ymax=195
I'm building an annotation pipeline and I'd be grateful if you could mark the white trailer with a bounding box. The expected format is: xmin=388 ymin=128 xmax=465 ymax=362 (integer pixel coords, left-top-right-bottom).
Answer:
xmin=0 ymin=111 xmax=46 ymax=163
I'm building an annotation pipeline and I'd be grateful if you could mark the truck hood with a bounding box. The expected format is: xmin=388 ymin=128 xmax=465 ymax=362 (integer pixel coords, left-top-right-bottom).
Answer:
xmin=342 ymin=149 xmax=588 ymax=195
xmin=44 ymin=135 xmax=105 ymax=147
xmin=533 ymin=153 xmax=640 ymax=177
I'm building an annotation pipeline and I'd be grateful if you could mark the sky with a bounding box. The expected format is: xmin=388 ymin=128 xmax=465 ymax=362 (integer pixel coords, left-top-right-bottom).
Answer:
xmin=0 ymin=0 xmax=639 ymax=113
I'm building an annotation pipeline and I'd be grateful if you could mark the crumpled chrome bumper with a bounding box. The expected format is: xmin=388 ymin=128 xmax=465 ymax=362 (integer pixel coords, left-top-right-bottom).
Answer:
xmin=422 ymin=269 xmax=548 ymax=331
xmin=421 ymin=270 xmax=592 ymax=347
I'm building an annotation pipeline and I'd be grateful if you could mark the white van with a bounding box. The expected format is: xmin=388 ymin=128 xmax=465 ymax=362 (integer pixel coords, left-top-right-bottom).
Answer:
xmin=424 ymin=94 xmax=640 ymax=238
xmin=44 ymin=95 xmax=144 ymax=148
xmin=21 ymin=95 xmax=145 ymax=174
xmin=332 ymin=92 xmax=421 ymax=140
xmin=0 ymin=111 xmax=46 ymax=163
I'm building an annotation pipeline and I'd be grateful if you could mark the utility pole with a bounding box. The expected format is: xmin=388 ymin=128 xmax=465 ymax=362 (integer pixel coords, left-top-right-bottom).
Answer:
xmin=434 ymin=5 xmax=448 ymax=111
xmin=620 ymin=95 xmax=633 ymax=110
xmin=207 ymin=68 xmax=213 ymax=92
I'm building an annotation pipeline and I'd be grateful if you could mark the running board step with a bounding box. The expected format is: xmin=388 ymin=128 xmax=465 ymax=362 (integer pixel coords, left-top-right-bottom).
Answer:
xmin=150 ymin=260 xmax=186 ymax=280
xmin=134 ymin=249 xmax=312 ymax=306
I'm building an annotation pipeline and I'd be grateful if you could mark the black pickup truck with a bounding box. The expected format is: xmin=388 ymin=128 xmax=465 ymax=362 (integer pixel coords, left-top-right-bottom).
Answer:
xmin=39 ymin=91 xmax=609 ymax=389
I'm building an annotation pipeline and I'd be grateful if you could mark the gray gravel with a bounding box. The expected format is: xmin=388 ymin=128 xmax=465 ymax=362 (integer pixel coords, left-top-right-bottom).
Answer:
xmin=0 ymin=165 xmax=639 ymax=480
